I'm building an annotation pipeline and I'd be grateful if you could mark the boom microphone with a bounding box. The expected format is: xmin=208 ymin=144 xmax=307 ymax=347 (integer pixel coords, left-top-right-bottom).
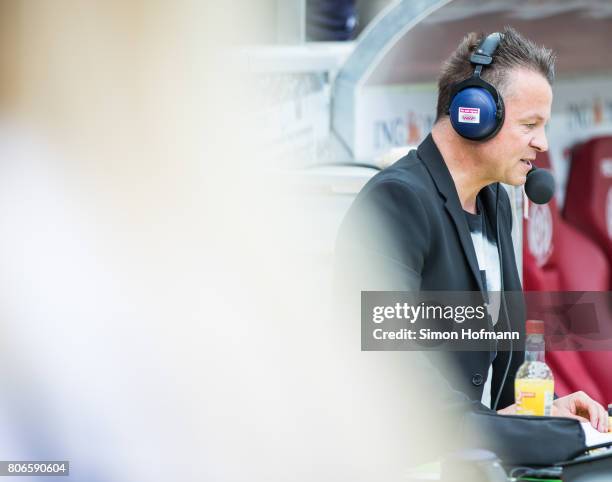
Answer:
xmin=525 ymin=167 xmax=555 ymax=204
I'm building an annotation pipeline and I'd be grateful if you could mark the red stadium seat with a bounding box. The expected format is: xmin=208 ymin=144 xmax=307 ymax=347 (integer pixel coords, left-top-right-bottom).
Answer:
xmin=523 ymin=152 xmax=611 ymax=406
xmin=564 ymin=137 xmax=612 ymax=278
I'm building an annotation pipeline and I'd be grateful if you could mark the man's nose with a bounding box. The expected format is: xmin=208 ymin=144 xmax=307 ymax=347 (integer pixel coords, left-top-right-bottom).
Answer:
xmin=530 ymin=130 xmax=548 ymax=152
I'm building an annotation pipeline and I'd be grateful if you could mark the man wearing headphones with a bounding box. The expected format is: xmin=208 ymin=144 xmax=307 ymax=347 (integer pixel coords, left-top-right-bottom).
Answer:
xmin=335 ymin=27 xmax=606 ymax=464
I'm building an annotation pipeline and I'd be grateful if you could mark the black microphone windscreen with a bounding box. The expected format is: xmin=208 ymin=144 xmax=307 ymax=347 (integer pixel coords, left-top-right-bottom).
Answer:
xmin=525 ymin=167 xmax=555 ymax=204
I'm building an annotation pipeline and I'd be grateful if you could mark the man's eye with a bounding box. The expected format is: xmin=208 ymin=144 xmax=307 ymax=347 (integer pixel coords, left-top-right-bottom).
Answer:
xmin=524 ymin=123 xmax=536 ymax=128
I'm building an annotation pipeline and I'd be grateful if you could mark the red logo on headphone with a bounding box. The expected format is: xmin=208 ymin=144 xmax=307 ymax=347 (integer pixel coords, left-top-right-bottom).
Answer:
xmin=458 ymin=107 xmax=480 ymax=124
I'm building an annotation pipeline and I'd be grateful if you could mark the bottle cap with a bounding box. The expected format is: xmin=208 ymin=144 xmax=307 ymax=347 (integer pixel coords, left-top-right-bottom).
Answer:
xmin=526 ymin=319 xmax=545 ymax=335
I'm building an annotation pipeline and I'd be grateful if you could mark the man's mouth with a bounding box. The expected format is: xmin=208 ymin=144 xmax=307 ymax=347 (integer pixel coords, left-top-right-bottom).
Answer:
xmin=520 ymin=159 xmax=533 ymax=169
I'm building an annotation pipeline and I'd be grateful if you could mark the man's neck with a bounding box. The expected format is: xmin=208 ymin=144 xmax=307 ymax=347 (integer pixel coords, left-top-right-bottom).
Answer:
xmin=431 ymin=120 xmax=490 ymax=214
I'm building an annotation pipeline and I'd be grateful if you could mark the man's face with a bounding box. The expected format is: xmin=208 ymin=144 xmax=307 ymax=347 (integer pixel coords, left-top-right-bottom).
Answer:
xmin=476 ymin=68 xmax=553 ymax=186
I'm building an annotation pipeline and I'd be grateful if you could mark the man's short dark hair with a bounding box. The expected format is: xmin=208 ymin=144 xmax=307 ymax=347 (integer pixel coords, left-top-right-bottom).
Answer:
xmin=435 ymin=26 xmax=555 ymax=121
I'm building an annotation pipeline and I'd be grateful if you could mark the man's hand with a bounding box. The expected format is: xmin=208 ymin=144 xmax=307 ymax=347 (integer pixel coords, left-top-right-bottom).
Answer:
xmin=496 ymin=391 xmax=608 ymax=432
xmin=552 ymin=391 xmax=608 ymax=433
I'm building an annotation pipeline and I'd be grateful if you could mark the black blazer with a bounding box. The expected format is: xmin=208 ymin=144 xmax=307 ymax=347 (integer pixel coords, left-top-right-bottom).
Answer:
xmin=336 ymin=134 xmax=524 ymax=407
xmin=334 ymin=134 xmax=586 ymax=465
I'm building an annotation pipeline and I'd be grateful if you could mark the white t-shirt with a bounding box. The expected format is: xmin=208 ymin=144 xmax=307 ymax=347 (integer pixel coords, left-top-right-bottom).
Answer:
xmin=464 ymin=198 xmax=502 ymax=408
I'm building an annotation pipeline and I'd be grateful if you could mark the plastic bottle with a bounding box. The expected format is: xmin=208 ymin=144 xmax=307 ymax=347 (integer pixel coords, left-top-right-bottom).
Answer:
xmin=515 ymin=320 xmax=554 ymax=416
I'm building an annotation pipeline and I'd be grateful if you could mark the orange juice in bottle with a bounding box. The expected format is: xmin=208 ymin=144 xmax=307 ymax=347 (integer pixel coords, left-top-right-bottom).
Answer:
xmin=515 ymin=320 xmax=554 ymax=416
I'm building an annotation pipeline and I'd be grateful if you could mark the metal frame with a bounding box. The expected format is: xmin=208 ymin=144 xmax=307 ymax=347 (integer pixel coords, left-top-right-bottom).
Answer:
xmin=331 ymin=0 xmax=452 ymax=155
